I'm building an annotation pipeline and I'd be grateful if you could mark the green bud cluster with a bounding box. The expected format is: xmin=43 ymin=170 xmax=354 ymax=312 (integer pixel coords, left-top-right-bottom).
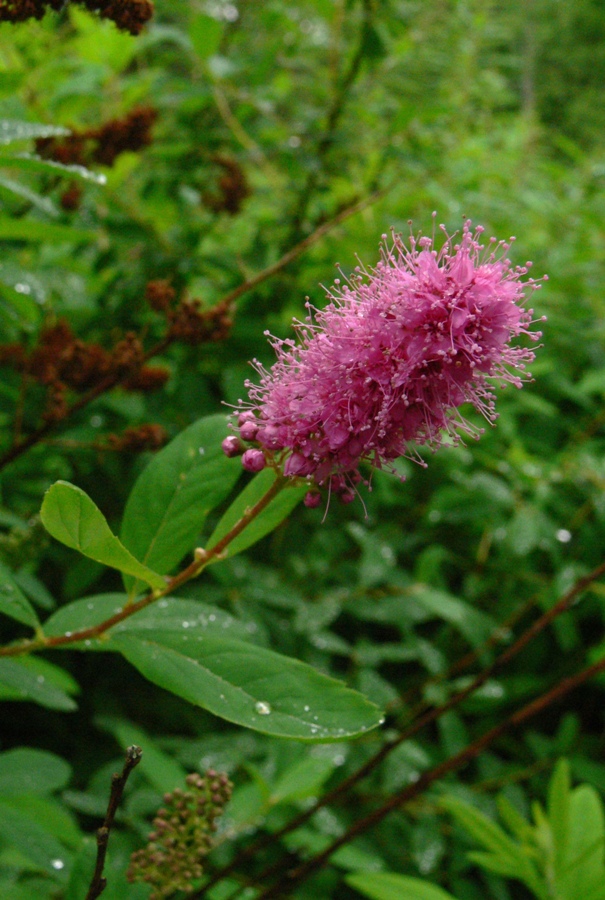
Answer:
xmin=127 ymin=770 xmax=232 ymax=898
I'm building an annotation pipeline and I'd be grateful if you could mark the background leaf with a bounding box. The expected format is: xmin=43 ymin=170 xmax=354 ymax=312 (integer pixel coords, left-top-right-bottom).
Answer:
xmin=0 ymin=560 xmax=40 ymax=627
xmin=346 ymin=872 xmax=460 ymax=900
xmin=206 ymin=468 xmax=306 ymax=560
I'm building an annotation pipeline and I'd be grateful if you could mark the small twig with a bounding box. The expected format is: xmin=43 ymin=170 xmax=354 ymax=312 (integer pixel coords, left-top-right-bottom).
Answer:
xmin=85 ymin=745 xmax=143 ymax=900
xmin=198 ymin=557 xmax=605 ymax=898
xmin=255 ymin=651 xmax=605 ymax=898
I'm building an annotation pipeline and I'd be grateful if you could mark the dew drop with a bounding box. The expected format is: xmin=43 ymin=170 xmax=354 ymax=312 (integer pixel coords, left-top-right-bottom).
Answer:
xmin=303 ymin=705 xmax=310 ymax=712
xmin=51 ymin=859 xmax=64 ymax=870
xmin=198 ymin=447 xmax=205 ymax=455
xmin=255 ymin=701 xmax=272 ymax=715
xmin=36 ymin=675 xmax=45 ymax=684
xmin=182 ymin=621 xmax=190 ymax=629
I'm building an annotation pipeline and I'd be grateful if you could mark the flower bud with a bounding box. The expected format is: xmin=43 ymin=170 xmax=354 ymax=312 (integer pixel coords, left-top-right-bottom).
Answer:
xmin=222 ymin=435 xmax=243 ymax=457
xmin=241 ymin=448 xmax=266 ymax=472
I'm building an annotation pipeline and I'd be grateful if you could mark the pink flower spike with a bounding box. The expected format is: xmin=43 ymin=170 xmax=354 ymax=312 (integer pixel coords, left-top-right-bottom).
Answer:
xmin=241 ymin=448 xmax=266 ymax=472
xmin=236 ymin=220 xmax=544 ymax=491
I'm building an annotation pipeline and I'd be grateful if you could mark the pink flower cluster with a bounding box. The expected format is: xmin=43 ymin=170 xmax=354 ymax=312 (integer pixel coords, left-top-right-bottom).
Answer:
xmin=224 ymin=220 xmax=545 ymax=505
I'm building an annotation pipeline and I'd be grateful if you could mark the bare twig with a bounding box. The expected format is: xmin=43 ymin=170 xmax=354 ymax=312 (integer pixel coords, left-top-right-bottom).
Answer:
xmin=85 ymin=745 xmax=143 ymax=900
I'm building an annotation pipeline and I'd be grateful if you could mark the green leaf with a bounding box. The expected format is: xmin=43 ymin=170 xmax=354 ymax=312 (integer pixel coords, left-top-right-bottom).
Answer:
xmin=0 ymin=798 xmax=70 ymax=875
xmin=440 ymin=796 xmax=521 ymax=861
xmin=112 ymin=631 xmax=383 ymax=741
xmin=0 ymin=658 xmax=77 ymax=711
xmin=120 ymin=415 xmax=241 ymax=592
xmin=0 ymin=560 xmax=40 ymax=627
xmin=0 ymin=173 xmax=59 ymax=216
xmin=547 ymin=758 xmax=570 ymax=868
xmin=0 ymin=217 xmax=97 ymax=244
xmin=0 ymin=120 xmax=69 ymax=145
xmin=0 ymin=748 xmax=71 ymax=796
xmin=44 ymin=593 xmax=252 ymax=644
xmin=206 ymin=468 xmax=306 ymax=560
xmin=409 ymin=586 xmax=496 ymax=649
xmin=189 ymin=12 xmax=224 ymax=60
xmin=346 ymin=872 xmax=460 ymax=900
xmin=4 ymin=152 xmax=107 ymax=183
xmin=270 ymin=754 xmax=337 ymax=804
xmin=2 ymin=793 xmax=81 ymax=848
xmin=40 ymin=482 xmax=166 ymax=591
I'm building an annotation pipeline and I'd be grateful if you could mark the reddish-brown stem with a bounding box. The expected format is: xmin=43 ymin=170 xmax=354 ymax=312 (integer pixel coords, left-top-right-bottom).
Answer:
xmin=255 ymin=650 xmax=605 ymax=898
xmin=0 ymin=475 xmax=288 ymax=658
xmin=199 ymin=557 xmax=605 ymax=898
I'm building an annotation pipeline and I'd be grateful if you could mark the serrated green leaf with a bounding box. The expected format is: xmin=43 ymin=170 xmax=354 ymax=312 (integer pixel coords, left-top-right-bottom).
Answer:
xmin=120 ymin=415 xmax=241 ymax=592
xmin=346 ymin=871 xmax=459 ymax=900
xmin=5 ymin=152 xmax=107 ymax=183
xmin=40 ymin=482 xmax=166 ymax=590
xmin=112 ymin=631 xmax=383 ymax=741
xmin=206 ymin=468 xmax=305 ymax=561
xmin=0 ymin=560 xmax=40 ymax=627
xmin=0 ymin=120 xmax=69 ymax=146
xmin=0 ymin=748 xmax=71 ymax=796
xmin=0 ymin=658 xmax=77 ymax=711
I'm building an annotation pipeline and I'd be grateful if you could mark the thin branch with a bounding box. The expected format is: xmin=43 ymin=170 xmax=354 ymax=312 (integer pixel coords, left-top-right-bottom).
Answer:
xmin=256 ymin=650 xmax=605 ymax=898
xmin=0 ymin=475 xmax=288 ymax=658
xmin=85 ymin=745 xmax=143 ymax=900
xmin=285 ymin=0 xmax=374 ymax=248
xmin=198 ymin=557 xmax=605 ymax=897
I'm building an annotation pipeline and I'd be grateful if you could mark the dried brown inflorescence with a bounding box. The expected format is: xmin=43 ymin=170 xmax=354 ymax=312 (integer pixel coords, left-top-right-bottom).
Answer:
xmin=36 ymin=106 xmax=157 ymax=170
xmin=0 ymin=0 xmax=154 ymax=33
xmin=202 ymin=154 xmax=250 ymax=216
xmin=106 ymin=423 xmax=168 ymax=452
xmin=0 ymin=319 xmax=168 ymax=426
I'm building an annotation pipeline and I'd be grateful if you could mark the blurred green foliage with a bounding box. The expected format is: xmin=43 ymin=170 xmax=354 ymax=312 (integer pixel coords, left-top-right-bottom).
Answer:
xmin=0 ymin=0 xmax=605 ymax=897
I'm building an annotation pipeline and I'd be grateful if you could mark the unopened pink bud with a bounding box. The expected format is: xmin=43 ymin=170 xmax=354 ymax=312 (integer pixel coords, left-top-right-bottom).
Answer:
xmin=242 ymin=448 xmax=266 ymax=472
xmin=222 ymin=436 xmax=243 ymax=458
xmin=304 ymin=491 xmax=322 ymax=508
xmin=239 ymin=420 xmax=259 ymax=441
